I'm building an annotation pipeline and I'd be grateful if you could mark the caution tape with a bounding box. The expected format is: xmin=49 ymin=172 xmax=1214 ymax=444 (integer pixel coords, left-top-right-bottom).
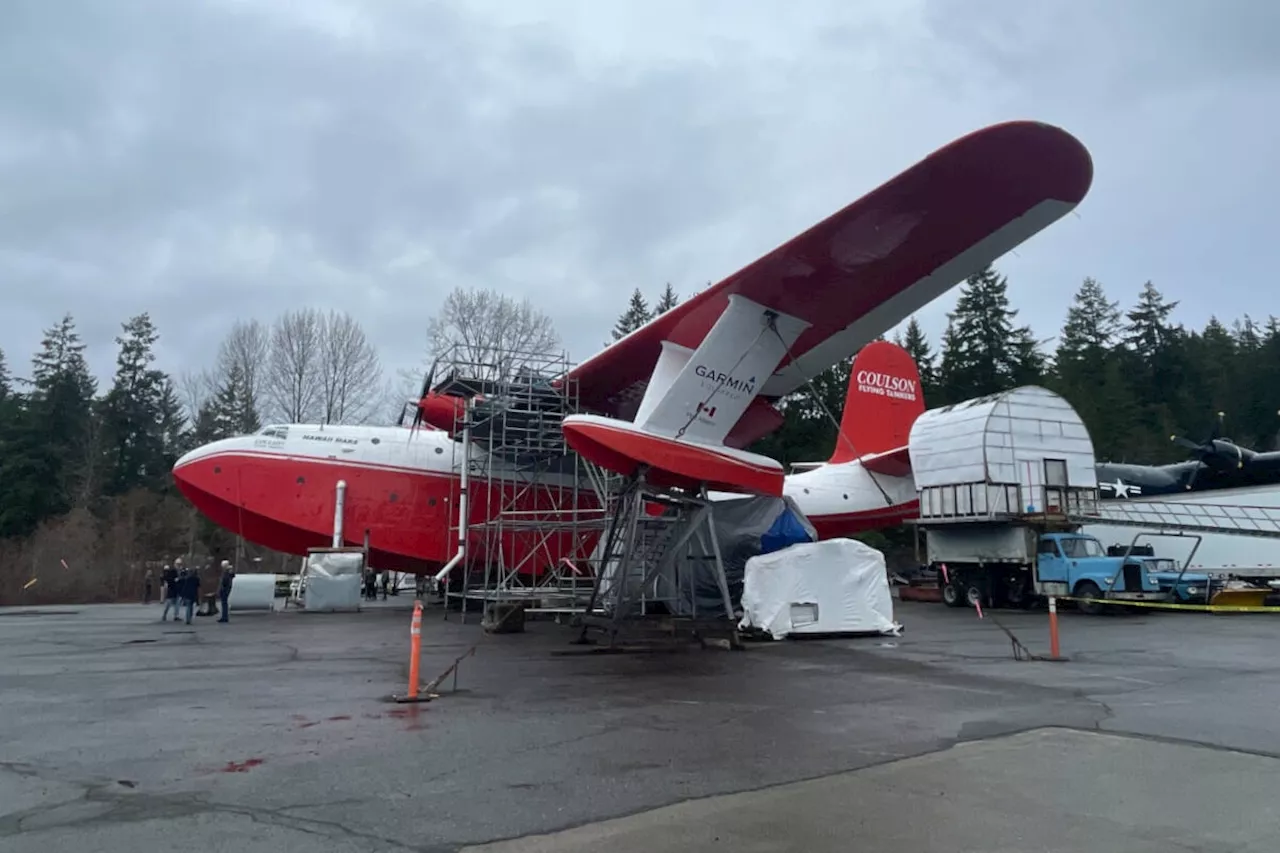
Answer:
xmin=1056 ymin=595 xmax=1280 ymax=613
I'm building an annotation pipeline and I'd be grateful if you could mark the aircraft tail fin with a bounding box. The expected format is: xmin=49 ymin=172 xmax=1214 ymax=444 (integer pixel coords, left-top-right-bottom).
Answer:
xmin=829 ymin=340 xmax=925 ymax=468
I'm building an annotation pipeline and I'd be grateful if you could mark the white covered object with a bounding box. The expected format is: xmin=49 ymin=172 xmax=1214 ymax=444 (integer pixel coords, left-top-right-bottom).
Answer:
xmin=226 ymin=573 xmax=276 ymax=611
xmin=302 ymin=548 xmax=364 ymax=612
xmin=738 ymin=538 xmax=901 ymax=639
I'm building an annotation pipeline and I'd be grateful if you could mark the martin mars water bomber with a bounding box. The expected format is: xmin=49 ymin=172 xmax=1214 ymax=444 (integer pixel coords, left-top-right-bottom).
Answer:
xmin=173 ymin=120 xmax=1094 ymax=575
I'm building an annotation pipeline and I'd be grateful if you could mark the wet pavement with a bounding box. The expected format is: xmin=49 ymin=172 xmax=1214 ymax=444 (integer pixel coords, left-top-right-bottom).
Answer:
xmin=2 ymin=598 xmax=1278 ymax=851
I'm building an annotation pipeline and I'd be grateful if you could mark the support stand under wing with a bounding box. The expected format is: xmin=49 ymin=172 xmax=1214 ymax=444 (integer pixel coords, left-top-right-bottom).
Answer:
xmin=573 ymin=474 xmax=743 ymax=651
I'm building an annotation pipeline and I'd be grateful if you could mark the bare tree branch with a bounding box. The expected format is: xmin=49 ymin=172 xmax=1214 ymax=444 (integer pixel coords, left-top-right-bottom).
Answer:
xmin=316 ymin=310 xmax=383 ymax=425
xmin=424 ymin=287 xmax=562 ymax=382
xmin=177 ymin=368 xmax=214 ymax=426
xmin=265 ymin=308 xmax=323 ymax=423
xmin=214 ymin=319 xmax=269 ymax=423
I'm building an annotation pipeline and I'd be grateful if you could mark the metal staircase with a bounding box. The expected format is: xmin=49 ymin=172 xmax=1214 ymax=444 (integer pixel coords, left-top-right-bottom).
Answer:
xmin=576 ymin=477 xmax=737 ymax=646
xmin=1074 ymin=500 xmax=1280 ymax=540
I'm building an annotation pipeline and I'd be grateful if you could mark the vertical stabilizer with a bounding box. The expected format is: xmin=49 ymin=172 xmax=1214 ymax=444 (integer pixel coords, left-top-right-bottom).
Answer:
xmin=829 ymin=340 xmax=925 ymax=464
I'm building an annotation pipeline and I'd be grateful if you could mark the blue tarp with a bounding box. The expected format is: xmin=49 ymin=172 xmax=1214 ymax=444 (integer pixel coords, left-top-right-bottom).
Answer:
xmin=760 ymin=506 xmax=815 ymax=555
xmin=676 ymin=495 xmax=820 ymax=615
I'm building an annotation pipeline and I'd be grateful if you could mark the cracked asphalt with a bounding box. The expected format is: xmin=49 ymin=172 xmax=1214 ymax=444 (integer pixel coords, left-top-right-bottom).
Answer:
xmin=2 ymin=599 xmax=1279 ymax=851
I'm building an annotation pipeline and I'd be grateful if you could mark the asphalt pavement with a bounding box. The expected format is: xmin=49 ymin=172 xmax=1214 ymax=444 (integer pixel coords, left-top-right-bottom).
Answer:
xmin=2 ymin=598 xmax=1278 ymax=852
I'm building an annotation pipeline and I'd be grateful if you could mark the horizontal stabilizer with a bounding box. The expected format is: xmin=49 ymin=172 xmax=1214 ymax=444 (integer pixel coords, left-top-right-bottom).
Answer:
xmin=860 ymin=445 xmax=913 ymax=478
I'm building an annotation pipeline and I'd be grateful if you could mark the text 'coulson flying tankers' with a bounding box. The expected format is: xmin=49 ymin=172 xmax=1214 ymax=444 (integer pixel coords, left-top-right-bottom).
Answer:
xmin=172 ymin=120 xmax=1095 ymax=575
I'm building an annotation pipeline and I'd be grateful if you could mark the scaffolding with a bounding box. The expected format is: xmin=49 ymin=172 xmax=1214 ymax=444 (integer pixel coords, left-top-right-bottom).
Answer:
xmin=426 ymin=343 xmax=621 ymax=617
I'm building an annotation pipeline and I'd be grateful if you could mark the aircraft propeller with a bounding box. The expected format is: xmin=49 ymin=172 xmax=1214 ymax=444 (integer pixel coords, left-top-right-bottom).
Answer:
xmin=396 ymin=358 xmax=440 ymax=436
xmin=1171 ymin=411 xmax=1244 ymax=489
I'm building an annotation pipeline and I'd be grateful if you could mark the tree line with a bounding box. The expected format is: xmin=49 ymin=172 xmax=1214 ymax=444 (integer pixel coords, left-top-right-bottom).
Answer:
xmin=0 ymin=287 xmax=567 ymax=604
xmin=3 ymin=267 xmax=1272 ymax=603
xmin=744 ymin=266 xmax=1280 ymax=471
xmin=0 ymin=308 xmax=387 ymax=604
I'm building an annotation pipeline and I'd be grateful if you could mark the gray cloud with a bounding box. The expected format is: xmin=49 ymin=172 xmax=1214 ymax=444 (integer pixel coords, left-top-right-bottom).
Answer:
xmin=2 ymin=0 xmax=1278 ymax=404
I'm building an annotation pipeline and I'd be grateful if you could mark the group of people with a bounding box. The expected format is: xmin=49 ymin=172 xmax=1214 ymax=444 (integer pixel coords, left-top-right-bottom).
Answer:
xmin=152 ymin=557 xmax=237 ymax=625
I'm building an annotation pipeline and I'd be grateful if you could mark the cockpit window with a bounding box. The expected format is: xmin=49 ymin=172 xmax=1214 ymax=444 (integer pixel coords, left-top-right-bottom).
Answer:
xmin=259 ymin=426 xmax=289 ymax=440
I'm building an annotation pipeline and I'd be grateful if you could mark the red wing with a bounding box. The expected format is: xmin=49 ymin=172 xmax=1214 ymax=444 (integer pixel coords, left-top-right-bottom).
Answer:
xmin=565 ymin=120 xmax=1092 ymax=420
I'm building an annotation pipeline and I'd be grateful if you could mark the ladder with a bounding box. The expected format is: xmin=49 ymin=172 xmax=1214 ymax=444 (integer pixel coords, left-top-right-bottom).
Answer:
xmin=1074 ymin=500 xmax=1280 ymax=540
xmin=578 ymin=478 xmax=736 ymax=643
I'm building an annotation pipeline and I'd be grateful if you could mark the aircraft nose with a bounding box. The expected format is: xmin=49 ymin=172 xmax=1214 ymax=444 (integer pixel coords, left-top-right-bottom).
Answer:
xmin=172 ymin=437 xmax=248 ymax=495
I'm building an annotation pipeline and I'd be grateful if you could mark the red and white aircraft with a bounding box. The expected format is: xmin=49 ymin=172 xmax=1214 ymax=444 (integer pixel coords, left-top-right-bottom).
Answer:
xmin=173 ymin=120 xmax=1093 ymax=574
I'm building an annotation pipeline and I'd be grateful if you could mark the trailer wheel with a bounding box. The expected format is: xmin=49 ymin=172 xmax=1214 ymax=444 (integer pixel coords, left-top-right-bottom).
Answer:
xmin=942 ymin=580 xmax=965 ymax=608
xmin=1074 ymin=581 xmax=1103 ymax=616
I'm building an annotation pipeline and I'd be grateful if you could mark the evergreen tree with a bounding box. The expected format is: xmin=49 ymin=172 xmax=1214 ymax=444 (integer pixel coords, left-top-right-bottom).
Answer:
xmin=1048 ymin=277 xmax=1135 ymax=460
xmin=195 ymin=362 xmax=260 ymax=442
xmin=894 ymin=317 xmax=938 ymax=402
xmin=611 ymin=289 xmax=653 ymax=341
xmin=654 ymin=283 xmax=679 ymax=314
xmin=1211 ymin=315 xmax=1276 ymax=450
xmin=100 ymin=313 xmax=173 ymax=495
xmin=1119 ymin=282 xmax=1188 ymax=460
xmin=23 ymin=313 xmax=98 ymax=514
xmin=0 ymin=347 xmax=10 ymax=401
xmin=1258 ymin=318 xmax=1280 ymax=450
xmin=1122 ymin=281 xmax=1179 ymax=355
xmin=157 ymin=376 xmax=191 ymax=463
xmin=937 ymin=266 xmax=1044 ymax=403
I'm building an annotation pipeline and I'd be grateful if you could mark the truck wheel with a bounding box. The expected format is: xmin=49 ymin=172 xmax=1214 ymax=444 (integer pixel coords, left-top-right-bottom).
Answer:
xmin=1004 ymin=579 xmax=1031 ymax=609
xmin=1074 ymin=581 xmax=1103 ymax=616
xmin=942 ymin=581 xmax=965 ymax=608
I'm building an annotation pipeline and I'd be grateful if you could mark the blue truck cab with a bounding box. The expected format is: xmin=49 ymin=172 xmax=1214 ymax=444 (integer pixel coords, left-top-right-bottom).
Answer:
xmin=1035 ymin=533 xmax=1170 ymax=612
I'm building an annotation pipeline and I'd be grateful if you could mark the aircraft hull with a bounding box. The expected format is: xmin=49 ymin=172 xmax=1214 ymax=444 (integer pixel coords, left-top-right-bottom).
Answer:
xmin=173 ymin=443 xmax=601 ymax=576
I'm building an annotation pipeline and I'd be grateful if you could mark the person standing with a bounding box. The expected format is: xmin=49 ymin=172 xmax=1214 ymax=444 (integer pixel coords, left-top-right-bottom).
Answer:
xmin=161 ymin=564 xmax=180 ymax=622
xmin=182 ymin=567 xmax=201 ymax=625
xmin=143 ymin=569 xmax=154 ymax=605
xmin=217 ymin=560 xmax=236 ymax=623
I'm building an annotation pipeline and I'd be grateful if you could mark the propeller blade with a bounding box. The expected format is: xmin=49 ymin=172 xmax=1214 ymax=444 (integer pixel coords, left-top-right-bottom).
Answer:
xmin=396 ymin=401 xmax=409 ymax=427
xmin=420 ymin=356 xmax=440 ymax=399
xmin=1171 ymin=436 xmax=1201 ymax=452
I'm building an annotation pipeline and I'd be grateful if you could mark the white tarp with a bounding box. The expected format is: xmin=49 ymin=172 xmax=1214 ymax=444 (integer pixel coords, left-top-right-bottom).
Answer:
xmin=302 ymin=549 xmax=364 ymax=612
xmin=226 ymin=573 xmax=276 ymax=612
xmin=738 ymin=538 xmax=902 ymax=639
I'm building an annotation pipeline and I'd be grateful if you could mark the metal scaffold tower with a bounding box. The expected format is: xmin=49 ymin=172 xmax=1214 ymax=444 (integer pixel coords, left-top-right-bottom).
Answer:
xmin=574 ymin=473 xmax=741 ymax=649
xmin=427 ymin=343 xmax=621 ymax=617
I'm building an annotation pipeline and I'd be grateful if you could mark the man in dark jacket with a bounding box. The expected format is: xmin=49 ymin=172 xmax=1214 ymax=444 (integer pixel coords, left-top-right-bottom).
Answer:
xmin=217 ymin=560 xmax=235 ymax=623
xmin=161 ymin=564 xmax=180 ymax=622
xmin=182 ymin=568 xmax=200 ymax=625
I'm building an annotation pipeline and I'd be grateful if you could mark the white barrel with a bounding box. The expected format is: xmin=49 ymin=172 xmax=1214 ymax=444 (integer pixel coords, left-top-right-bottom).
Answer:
xmin=225 ymin=573 xmax=277 ymax=611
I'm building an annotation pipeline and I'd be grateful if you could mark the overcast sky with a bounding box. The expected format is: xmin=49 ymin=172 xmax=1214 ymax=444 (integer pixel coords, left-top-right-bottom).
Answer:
xmin=3 ymin=0 xmax=1277 ymax=404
